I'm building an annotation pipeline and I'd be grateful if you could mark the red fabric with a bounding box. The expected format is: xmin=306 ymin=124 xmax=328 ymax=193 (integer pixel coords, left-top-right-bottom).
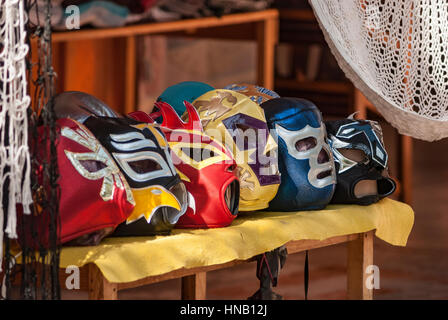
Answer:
xmin=128 ymin=111 xmax=158 ymax=123
xmin=168 ymin=130 xmax=238 ymax=228
xmin=37 ymin=119 xmax=133 ymax=244
xmin=128 ymin=104 xmax=239 ymax=228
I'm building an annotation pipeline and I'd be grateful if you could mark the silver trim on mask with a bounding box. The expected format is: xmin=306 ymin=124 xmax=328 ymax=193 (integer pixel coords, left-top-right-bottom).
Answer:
xmin=110 ymin=131 xmax=147 ymax=142
xmin=188 ymin=191 xmax=196 ymax=215
xmin=110 ymin=132 xmax=157 ymax=151
xmin=335 ymin=121 xmax=388 ymax=168
xmin=62 ymin=125 xmax=135 ymax=205
xmin=112 ymin=151 xmax=173 ymax=183
xmin=275 ymin=123 xmax=336 ymax=189
xmin=111 ymin=139 xmax=156 ymax=151
xmin=329 ymin=135 xmax=358 ymax=174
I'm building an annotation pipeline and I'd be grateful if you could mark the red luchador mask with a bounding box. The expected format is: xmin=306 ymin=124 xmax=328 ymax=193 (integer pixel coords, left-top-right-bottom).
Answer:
xmin=129 ymin=102 xmax=240 ymax=228
xmin=48 ymin=118 xmax=135 ymax=245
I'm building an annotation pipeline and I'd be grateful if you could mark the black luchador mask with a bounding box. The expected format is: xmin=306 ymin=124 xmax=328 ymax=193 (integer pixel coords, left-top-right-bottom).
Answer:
xmin=83 ymin=116 xmax=188 ymax=236
xmin=325 ymin=117 xmax=396 ymax=205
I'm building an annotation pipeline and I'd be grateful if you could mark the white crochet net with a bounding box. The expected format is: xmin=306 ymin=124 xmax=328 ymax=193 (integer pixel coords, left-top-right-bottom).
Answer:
xmin=0 ymin=0 xmax=33 ymax=271
xmin=309 ymin=0 xmax=448 ymax=141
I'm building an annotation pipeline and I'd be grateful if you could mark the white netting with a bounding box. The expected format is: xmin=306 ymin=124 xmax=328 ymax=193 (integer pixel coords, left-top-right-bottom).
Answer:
xmin=309 ymin=0 xmax=448 ymax=141
xmin=0 ymin=0 xmax=32 ymax=271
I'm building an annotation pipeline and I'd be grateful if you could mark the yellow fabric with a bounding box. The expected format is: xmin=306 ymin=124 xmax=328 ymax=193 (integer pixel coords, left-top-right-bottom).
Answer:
xmin=59 ymin=198 xmax=414 ymax=283
xmin=129 ymin=186 xmax=181 ymax=224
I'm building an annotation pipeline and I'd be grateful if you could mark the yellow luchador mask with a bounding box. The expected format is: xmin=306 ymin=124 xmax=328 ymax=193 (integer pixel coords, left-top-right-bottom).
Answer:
xmin=190 ymin=89 xmax=280 ymax=211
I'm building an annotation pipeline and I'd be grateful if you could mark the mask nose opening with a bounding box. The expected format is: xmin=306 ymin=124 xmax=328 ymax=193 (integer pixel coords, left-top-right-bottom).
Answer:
xmin=224 ymin=180 xmax=240 ymax=215
xmin=317 ymin=148 xmax=332 ymax=179
xmin=317 ymin=148 xmax=330 ymax=164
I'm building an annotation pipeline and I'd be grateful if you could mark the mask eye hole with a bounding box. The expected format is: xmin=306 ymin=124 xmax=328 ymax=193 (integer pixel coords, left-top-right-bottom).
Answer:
xmin=181 ymin=147 xmax=217 ymax=162
xmin=295 ymin=137 xmax=317 ymax=152
xmin=128 ymin=159 xmax=161 ymax=174
xmin=338 ymin=148 xmax=369 ymax=164
xmin=318 ymin=148 xmax=330 ymax=164
xmin=79 ymin=160 xmax=107 ymax=173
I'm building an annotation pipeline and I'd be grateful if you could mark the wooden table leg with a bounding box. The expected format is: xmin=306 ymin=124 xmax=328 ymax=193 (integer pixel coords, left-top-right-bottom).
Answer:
xmin=256 ymin=17 xmax=278 ymax=90
xmin=347 ymin=231 xmax=374 ymax=300
xmin=181 ymin=272 xmax=207 ymax=300
xmin=88 ymin=264 xmax=118 ymax=300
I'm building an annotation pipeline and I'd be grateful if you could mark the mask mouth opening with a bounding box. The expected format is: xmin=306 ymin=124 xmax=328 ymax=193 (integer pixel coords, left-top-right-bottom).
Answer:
xmin=377 ymin=177 xmax=396 ymax=197
xmin=317 ymin=170 xmax=332 ymax=179
xmin=156 ymin=182 xmax=188 ymax=225
xmin=353 ymin=176 xmax=396 ymax=199
xmin=224 ymin=180 xmax=240 ymax=216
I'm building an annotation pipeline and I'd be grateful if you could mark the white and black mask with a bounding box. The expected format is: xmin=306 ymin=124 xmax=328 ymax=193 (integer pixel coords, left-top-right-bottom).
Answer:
xmin=325 ymin=117 xmax=396 ymax=205
xmin=84 ymin=116 xmax=188 ymax=235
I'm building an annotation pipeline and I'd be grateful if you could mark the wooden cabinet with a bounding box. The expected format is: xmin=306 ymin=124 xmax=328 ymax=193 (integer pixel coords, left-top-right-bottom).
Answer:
xmin=47 ymin=9 xmax=278 ymax=114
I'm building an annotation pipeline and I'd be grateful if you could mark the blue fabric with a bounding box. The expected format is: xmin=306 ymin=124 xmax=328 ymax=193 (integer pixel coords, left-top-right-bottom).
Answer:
xmin=261 ymin=98 xmax=336 ymax=211
xmin=77 ymin=1 xmax=129 ymax=18
xmin=64 ymin=1 xmax=130 ymax=28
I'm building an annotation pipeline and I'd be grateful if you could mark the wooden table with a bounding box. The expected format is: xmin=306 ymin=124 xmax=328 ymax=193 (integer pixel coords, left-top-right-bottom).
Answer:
xmin=81 ymin=231 xmax=374 ymax=300
xmin=47 ymin=9 xmax=279 ymax=114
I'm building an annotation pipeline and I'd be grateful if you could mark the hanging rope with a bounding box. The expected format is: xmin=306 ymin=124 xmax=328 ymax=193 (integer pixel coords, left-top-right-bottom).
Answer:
xmin=309 ymin=0 xmax=448 ymax=141
xmin=0 ymin=0 xmax=60 ymax=300
xmin=20 ymin=0 xmax=61 ymax=300
xmin=0 ymin=0 xmax=33 ymax=275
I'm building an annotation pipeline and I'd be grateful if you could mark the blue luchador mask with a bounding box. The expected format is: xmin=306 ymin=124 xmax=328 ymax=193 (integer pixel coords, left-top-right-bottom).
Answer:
xmin=261 ymin=97 xmax=336 ymax=211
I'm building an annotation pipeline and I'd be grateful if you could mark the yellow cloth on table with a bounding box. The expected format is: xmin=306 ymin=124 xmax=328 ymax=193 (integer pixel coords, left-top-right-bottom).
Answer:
xmin=59 ymin=198 xmax=414 ymax=283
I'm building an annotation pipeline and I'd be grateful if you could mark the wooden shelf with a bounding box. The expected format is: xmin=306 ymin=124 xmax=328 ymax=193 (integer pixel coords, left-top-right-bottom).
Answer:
xmin=40 ymin=10 xmax=279 ymax=114
xmin=52 ymin=9 xmax=279 ymax=42
xmin=275 ymin=78 xmax=353 ymax=94
xmin=278 ymin=8 xmax=316 ymax=22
